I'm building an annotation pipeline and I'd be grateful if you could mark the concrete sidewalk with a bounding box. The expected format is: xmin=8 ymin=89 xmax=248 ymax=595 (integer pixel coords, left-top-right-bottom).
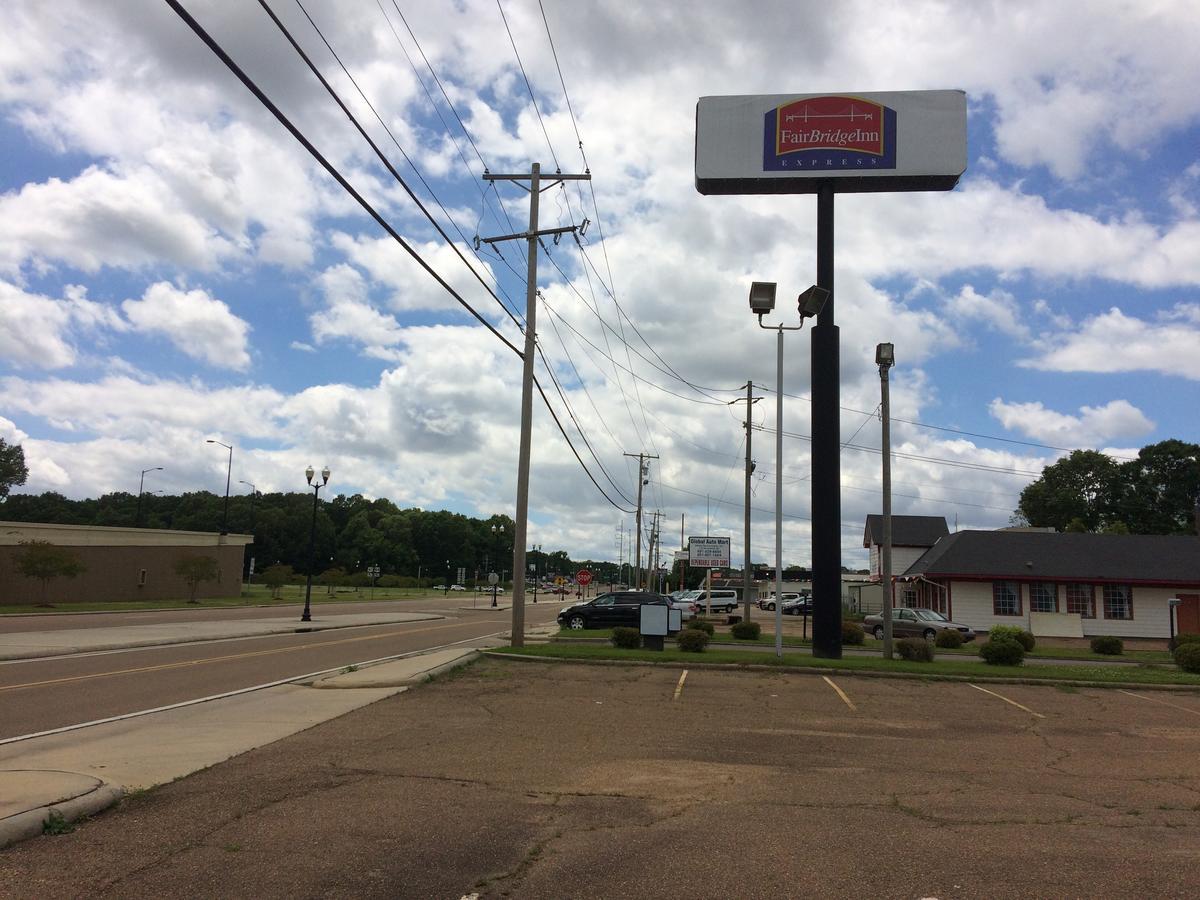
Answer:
xmin=0 ymin=647 xmax=481 ymax=850
xmin=0 ymin=611 xmax=443 ymax=661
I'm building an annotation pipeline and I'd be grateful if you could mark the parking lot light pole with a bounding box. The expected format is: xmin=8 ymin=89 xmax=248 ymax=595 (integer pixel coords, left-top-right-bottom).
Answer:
xmin=301 ymin=465 xmax=330 ymax=623
xmin=877 ymin=342 xmax=895 ymax=660
xmin=136 ymin=466 xmax=163 ymax=527
xmin=750 ymin=281 xmax=829 ymax=657
xmin=206 ymin=439 xmax=233 ymax=534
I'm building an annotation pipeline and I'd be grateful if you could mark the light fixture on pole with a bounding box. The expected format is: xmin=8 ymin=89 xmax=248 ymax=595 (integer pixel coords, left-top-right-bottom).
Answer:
xmin=1169 ymin=597 xmax=1182 ymax=649
xmin=300 ymin=465 xmax=330 ymax=623
xmin=752 ymin=281 xmax=829 ymax=658
xmin=490 ymin=524 xmax=504 ymax=607
xmin=136 ymin=466 xmax=163 ymax=527
xmin=206 ymin=439 xmax=233 ymax=534
xmin=876 ymin=342 xmax=896 ymax=660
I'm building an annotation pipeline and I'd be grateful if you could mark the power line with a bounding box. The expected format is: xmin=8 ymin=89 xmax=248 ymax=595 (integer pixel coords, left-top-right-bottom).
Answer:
xmin=496 ymin=0 xmax=559 ymax=171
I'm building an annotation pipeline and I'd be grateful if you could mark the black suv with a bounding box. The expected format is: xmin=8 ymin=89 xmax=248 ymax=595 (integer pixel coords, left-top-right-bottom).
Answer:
xmin=557 ymin=591 xmax=670 ymax=630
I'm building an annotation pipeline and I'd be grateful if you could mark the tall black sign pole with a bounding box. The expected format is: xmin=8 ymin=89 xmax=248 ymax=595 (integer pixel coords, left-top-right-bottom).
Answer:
xmin=811 ymin=184 xmax=841 ymax=658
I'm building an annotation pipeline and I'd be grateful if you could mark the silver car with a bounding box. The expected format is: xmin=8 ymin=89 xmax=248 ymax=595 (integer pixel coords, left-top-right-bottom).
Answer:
xmin=862 ymin=607 xmax=975 ymax=641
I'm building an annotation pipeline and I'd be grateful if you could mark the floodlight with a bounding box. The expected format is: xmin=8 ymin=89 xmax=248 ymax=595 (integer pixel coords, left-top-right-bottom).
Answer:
xmin=875 ymin=342 xmax=895 ymax=368
xmin=748 ymin=281 xmax=777 ymax=315
xmin=797 ymin=285 xmax=830 ymax=319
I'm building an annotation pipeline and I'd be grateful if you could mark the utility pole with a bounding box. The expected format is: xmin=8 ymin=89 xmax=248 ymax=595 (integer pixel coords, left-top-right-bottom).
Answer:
xmin=482 ymin=163 xmax=590 ymax=647
xmin=729 ymin=380 xmax=762 ymax=620
xmin=624 ymin=452 xmax=658 ymax=591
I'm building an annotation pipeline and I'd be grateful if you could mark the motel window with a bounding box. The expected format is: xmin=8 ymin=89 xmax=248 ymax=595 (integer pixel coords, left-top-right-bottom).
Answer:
xmin=992 ymin=581 xmax=1021 ymax=616
xmin=1103 ymin=584 xmax=1133 ymax=620
xmin=1065 ymin=584 xmax=1095 ymax=618
xmin=1030 ymin=582 xmax=1057 ymax=614
xmin=138 ymin=568 xmax=148 ymax=587
xmin=901 ymin=586 xmax=917 ymax=607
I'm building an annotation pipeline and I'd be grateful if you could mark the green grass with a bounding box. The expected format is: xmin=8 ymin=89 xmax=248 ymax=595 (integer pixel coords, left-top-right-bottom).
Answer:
xmin=494 ymin=643 xmax=1200 ymax=686
xmin=553 ymin=628 xmax=1173 ymax=664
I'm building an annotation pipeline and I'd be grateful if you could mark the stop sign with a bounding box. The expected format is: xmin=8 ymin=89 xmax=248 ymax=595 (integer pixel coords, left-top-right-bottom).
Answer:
xmin=576 ymin=569 xmax=593 ymax=586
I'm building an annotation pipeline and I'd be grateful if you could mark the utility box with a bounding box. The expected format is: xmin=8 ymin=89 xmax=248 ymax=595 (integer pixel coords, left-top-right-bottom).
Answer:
xmin=640 ymin=604 xmax=680 ymax=651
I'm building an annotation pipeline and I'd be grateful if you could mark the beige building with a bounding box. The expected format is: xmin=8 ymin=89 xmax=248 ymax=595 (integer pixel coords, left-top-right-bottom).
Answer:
xmin=0 ymin=522 xmax=253 ymax=605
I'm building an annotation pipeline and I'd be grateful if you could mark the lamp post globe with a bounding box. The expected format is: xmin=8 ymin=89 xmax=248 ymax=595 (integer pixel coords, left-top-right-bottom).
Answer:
xmin=300 ymin=465 xmax=330 ymax=623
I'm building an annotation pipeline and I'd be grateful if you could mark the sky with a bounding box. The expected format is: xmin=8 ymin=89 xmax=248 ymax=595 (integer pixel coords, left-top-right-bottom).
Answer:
xmin=1 ymin=0 xmax=1198 ymax=570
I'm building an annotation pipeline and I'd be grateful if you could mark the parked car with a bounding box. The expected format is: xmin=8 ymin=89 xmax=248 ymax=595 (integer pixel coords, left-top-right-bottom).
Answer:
xmin=449 ymin=584 xmax=466 ymax=591
xmin=693 ymin=589 xmax=739 ymax=614
xmin=759 ymin=592 xmax=803 ymax=611
xmin=861 ymin=607 xmax=976 ymax=641
xmin=665 ymin=596 xmax=699 ymax=620
xmin=782 ymin=596 xmax=814 ymax=616
xmin=558 ymin=591 xmax=672 ymax=630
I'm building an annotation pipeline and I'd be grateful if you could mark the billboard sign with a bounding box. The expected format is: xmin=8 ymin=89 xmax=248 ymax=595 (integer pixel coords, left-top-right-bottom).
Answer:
xmin=696 ymin=90 xmax=966 ymax=195
xmin=688 ymin=536 xmax=730 ymax=569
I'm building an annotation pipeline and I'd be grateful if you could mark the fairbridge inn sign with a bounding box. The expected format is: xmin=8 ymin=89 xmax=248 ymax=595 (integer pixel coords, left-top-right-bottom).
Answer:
xmin=695 ymin=91 xmax=966 ymax=194
xmin=694 ymin=89 xmax=966 ymax=660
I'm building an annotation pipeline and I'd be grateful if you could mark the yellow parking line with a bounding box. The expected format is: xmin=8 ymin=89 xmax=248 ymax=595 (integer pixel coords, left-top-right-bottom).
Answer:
xmin=968 ymin=683 xmax=1045 ymax=718
xmin=1118 ymin=689 xmax=1200 ymax=717
xmin=822 ymin=676 xmax=856 ymax=711
xmin=673 ymin=670 xmax=688 ymax=701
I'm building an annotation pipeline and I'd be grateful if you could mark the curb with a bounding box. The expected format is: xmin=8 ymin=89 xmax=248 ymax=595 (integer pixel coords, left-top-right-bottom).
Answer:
xmin=480 ymin=650 xmax=1200 ymax=692
xmin=308 ymin=650 xmax=481 ymax=689
xmin=0 ymin=781 xmax=125 ymax=850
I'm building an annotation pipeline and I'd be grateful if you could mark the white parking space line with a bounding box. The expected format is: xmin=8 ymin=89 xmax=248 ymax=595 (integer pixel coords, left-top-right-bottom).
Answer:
xmin=1118 ymin=689 xmax=1200 ymax=717
xmin=968 ymin=683 xmax=1045 ymax=718
xmin=673 ymin=670 xmax=688 ymax=701
xmin=822 ymin=676 xmax=857 ymax=711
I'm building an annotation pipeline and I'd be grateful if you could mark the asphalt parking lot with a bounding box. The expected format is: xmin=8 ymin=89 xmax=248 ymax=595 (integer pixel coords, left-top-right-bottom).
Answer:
xmin=3 ymin=658 xmax=1199 ymax=898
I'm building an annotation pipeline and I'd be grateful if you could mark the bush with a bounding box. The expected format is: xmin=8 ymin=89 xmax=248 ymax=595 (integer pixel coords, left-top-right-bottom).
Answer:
xmin=677 ymin=628 xmax=710 ymax=652
xmin=611 ymin=627 xmax=640 ymax=649
xmin=1090 ymin=635 xmax=1124 ymax=655
xmin=1174 ymin=642 xmax=1200 ymax=674
xmin=895 ymin=637 xmax=935 ymax=662
xmin=979 ymin=638 xmax=1025 ymax=666
xmin=730 ymin=620 xmax=761 ymax=640
xmin=935 ymin=628 xmax=965 ymax=649
xmin=841 ymin=622 xmax=865 ymax=645
xmin=1170 ymin=632 xmax=1200 ymax=652
xmin=989 ymin=625 xmax=1035 ymax=651
xmin=686 ymin=618 xmax=715 ymax=635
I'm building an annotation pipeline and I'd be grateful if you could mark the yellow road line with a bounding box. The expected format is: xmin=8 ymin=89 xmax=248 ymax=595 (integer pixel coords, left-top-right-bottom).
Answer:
xmin=673 ymin=670 xmax=688 ymax=701
xmin=0 ymin=619 xmax=509 ymax=693
xmin=1118 ymin=689 xmax=1200 ymax=717
xmin=968 ymin=683 xmax=1045 ymax=718
xmin=822 ymin=675 xmax=856 ymax=711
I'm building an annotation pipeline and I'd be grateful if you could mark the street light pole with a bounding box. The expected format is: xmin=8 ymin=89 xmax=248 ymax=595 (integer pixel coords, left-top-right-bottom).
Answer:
xmin=750 ymin=281 xmax=829 ymax=657
xmin=136 ymin=466 xmax=163 ymax=527
xmin=300 ymin=465 xmax=330 ymax=623
xmin=206 ymin=439 xmax=233 ymax=534
xmin=877 ymin=343 xmax=896 ymax=660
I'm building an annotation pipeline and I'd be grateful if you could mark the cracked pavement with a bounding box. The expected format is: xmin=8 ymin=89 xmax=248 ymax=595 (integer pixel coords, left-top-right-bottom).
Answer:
xmin=2 ymin=659 xmax=1199 ymax=898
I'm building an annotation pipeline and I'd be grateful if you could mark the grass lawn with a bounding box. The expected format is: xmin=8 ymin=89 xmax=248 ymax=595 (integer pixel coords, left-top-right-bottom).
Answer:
xmin=0 ymin=584 xmax=446 ymax=615
xmin=554 ymin=628 xmax=1174 ymax=665
xmin=496 ymin=642 xmax=1200 ymax=687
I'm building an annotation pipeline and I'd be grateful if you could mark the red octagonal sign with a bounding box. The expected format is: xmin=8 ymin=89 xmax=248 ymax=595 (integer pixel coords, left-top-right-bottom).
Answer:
xmin=576 ymin=569 xmax=593 ymax=586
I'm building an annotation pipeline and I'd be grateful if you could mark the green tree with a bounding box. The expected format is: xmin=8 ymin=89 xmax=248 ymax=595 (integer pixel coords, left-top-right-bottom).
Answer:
xmin=173 ymin=554 xmax=220 ymax=603
xmin=13 ymin=540 xmax=86 ymax=603
xmin=0 ymin=438 xmax=29 ymax=499
xmin=1113 ymin=439 xmax=1200 ymax=534
xmin=261 ymin=563 xmax=293 ymax=599
xmin=1017 ymin=450 xmax=1121 ymax=532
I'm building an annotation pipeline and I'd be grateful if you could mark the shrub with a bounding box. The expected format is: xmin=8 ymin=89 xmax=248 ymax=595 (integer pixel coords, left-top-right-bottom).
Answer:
xmin=840 ymin=622 xmax=865 ymax=645
xmin=935 ymin=628 xmax=965 ymax=649
xmin=979 ymin=638 xmax=1025 ymax=666
xmin=1174 ymin=642 xmax=1200 ymax=674
xmin=730 ymin=620 xmax=761 ymax=640
xmin=989 ymin=625 xmax=1035 ymax=651
xmin=686 ymin=618 xmax=715 ymax=635
xmin=1090 ymin=635 xmax=1124 ymax=656
xmin=677 ymin=628 xmax=710 ymax=652
xmin=611 ymin=627 xmax=640 ymax=649
xmin=895 ymin=637 xmax=935 ymax=662
xmin=1170 ymin=632 xmax=1200 ymax=652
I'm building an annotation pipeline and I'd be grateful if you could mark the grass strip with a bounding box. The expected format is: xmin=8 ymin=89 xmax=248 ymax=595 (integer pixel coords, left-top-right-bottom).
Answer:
xmin=496 ymin=642 xmax=1200 ymax=687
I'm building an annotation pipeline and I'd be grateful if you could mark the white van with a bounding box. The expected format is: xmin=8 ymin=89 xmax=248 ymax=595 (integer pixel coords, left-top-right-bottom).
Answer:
xmin=695 ymin=589 xmax=739 ymax=613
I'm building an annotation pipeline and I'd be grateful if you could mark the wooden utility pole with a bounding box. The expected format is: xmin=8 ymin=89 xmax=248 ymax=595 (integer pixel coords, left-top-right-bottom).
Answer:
xmin=482 ymin=163 xmax=590 ymax=646
xmin=729 ymin=381 xmax=762 ymax=620
xmin=623 ymin=452 xmax=658 ymax=590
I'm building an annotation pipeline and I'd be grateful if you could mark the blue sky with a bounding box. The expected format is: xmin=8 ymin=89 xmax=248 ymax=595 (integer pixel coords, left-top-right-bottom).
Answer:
xmin=1 ymin=0 xmax=1198 ymax=568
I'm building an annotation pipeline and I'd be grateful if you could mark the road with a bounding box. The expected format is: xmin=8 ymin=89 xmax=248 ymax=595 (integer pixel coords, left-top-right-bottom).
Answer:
xmin=0 ymin=597 xmax=564 ymax=740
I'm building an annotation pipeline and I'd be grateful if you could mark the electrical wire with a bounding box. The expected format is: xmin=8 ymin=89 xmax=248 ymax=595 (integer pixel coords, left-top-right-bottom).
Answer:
xmin=496 ymin=0 xmax=559 ymax=171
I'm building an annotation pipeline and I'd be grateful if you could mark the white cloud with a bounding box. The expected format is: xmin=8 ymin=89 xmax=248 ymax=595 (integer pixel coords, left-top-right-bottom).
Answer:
xmin=0 ymin=280 xmax=125 ymax=369
xmin=989 ymin=398 xmax=1154 ymax=447
xmin=122 ymin=282 xmax=252 ymax=371
xmin=1020 ymin=304 xmax=1200 ymax=380
xmin=942 ymin=285 xmax=1030 ymax=339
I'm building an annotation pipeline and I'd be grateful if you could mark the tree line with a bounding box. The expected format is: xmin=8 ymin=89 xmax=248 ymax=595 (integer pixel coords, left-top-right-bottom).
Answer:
xmin=0 ymin=487 xmax=615 ymax=583
xmin=1016 ymin=439 xmax=1200 ymax=534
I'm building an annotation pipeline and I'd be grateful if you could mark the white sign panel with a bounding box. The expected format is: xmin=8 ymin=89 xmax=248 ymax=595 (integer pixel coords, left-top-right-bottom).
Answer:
xmin=696 ymin=90 xmax=966 ymax=195
xmin=688 ymin=536 xmax=731 ymax=569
